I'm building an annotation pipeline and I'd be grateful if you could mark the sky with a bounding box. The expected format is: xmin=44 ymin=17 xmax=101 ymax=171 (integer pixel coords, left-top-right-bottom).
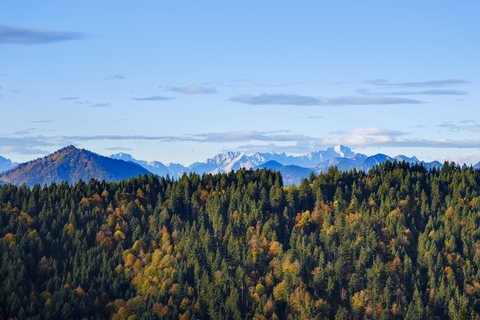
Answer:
xmin=1 ymin=1 xmax=479 ymax=166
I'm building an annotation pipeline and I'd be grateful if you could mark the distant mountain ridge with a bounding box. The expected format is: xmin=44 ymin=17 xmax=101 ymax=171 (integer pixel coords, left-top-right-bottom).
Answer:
xmin=111 ymin=145 xmax=445 ymax=185
xmin=0 ymin=155 xmax=18 ymax=173
xmin=0 ymin=145 xmax=470 ymax=187
xmin=111 ymin=145 xmax=355 ymax=179
xmin=0 ymin=146 xmax=150 ymax=187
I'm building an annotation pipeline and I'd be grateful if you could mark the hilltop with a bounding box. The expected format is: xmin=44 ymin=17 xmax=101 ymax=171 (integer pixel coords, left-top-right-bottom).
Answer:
xmin=0 ymin=146 xmax=150 ymax=187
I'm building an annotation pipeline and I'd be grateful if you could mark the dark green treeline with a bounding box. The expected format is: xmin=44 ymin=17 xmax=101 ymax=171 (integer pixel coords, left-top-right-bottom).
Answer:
xmin=1 ymin=161 xmax=480 ymax=319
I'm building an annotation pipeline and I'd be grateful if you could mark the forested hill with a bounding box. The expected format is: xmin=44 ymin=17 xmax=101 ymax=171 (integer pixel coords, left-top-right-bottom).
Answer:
xmin=0 ymin=146 xmax=150 ymax=187
xmin=1 ymin=161 xmax=480 ymax=319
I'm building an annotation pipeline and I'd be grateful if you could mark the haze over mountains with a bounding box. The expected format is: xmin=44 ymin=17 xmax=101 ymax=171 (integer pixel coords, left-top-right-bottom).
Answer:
xmin=0 ymin=145 xmax=465 ymax=187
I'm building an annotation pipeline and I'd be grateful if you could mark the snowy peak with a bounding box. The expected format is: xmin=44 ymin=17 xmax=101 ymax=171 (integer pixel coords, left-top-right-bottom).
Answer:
xmin=111 ymin=152 xmax=136 ymax=162
xmin=333 ymin=145 xmax=353 ymax=158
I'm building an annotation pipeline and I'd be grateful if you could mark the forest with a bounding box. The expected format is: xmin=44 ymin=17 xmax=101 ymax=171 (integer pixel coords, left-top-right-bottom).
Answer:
xmin=1 ymin=161 xmax=480 ymax=319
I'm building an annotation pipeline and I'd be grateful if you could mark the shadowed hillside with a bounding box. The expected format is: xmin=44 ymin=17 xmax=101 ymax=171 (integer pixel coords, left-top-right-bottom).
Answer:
xmin=0 ymin=146 xmax=150 ymax=186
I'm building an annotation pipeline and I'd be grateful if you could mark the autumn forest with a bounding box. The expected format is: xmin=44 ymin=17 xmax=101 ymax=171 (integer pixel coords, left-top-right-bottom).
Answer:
xmin=1 ymin=161 xmax=480 ymax=319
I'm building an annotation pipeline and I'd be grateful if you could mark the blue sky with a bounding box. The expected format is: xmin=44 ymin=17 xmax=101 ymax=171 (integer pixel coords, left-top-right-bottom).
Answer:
xmin=1 ymin=1 xmax=479 ymax=165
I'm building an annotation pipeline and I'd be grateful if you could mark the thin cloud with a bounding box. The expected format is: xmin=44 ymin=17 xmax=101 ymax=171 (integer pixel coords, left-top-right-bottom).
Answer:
xmin=359 ymin=89 xmax=467 ymax=95
xmin=64 ymin=135 xmax=190 ymax=142
xmin=131 ymin=96 xmax=176 ymax=101
xmin=92 ymin=103 xmax=110 ymax=107
xmin=30 ymin=119 xmax=55 ymax=124
xmin=0 ymin=136 xmax=68 ymax=156
xmin=14 ymin=128 xmax=36 ymax=135
xmin=0 ymin=24 xmax=84 ymax=44
xmin=335 ymin=128 xmax=408 ymax=137
xmin=194 ymin=130 xmax=313 ymax=143
xmin=229 ymin=94 xmax=423 ymax=106
xmin=315 ymin=127 xmax=480 ymax=149
xmin=438 ymin=121 xmax=480 ymax=133
xmin=0 ymin=146 xmax=50 ymax=155
xmin=105 ymin=74 xmax=126 ymax=80
xmin=171 ymin=85 xmax=217 ymax=94
xmin=363 ymin=79 xmax=469 ymax=88
xmin=60 ymin=97 xmax=79 ymax=100
xmin=307 ymin=116 xmax=323 ymax=119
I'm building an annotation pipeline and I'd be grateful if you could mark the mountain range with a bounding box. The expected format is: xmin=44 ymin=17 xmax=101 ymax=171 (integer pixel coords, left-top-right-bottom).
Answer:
xmin=110 ymin=145 xmax=444 ymax=185
xmin=0 ymin=145 xmax=471 ymax=187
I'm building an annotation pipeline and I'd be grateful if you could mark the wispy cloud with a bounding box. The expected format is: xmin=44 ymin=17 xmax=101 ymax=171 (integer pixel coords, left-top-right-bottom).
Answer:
xmin=307 ymin=116 xmax=323 ymax=119
xmin=0 ymin=146 xmax=51 ymax=155
xmin=30 ymin=119 xmax=55 ymax=124
xmin=359 ymin=88 xmax=467 ymax=96
xmin=60 ymin=97 xmax=79 ymax=100
xmin=131 ymin=96 xmax=176 ymax=101
xmin=105 ymin=74 xmax=126 ymax=80
xmin=64 ymin=135 xmax=189 ymax=142
xmin=5 ymin=126 xmax=480 ymax=158
xmin=0 ymin=24 xmax=84 ymax=44
xmin=363 ymin=79 xmax=469 ymax=88
xmin=229 ymin=93 xmax=423 ymax=106
xmin=14 ymin=128 xmax=36 ymax=135
xmin=314 ymin=127 xmax=480 ymax=149
xmin=171 ymin=85 xmax=217 ymax=94
xmin=335 ymin=128 xmax=407 ymax=137
xmin=92 ymin=103 xmax=110 ymax=107
xmin=194 ymin=130 xmax=313 ymax=143
xmin=438 ymin=121 xmax=480 ymax=133
xmin=0 ymin=136 xmax=68 ymax=155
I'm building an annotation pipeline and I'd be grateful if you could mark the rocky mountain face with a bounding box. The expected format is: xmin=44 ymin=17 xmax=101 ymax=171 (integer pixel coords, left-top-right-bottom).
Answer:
xmin=0 ymin=146 xmax=150 ymax=187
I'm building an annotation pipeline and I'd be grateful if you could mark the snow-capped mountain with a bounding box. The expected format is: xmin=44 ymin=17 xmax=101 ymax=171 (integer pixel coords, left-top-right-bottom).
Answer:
xmin=111 ymin=145 xmax=354 ymax=178
xmin=109 ymin=145 xmax=446 ymax=185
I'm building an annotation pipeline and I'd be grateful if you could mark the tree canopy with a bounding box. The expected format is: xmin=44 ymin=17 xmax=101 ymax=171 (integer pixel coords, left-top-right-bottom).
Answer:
xmin=1 ymin=161 xmax=480 ymax=319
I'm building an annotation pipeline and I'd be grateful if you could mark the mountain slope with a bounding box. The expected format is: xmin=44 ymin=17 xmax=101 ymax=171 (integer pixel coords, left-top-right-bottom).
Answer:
xmin=0 ymin=155 xmax=17 ymax=173
xmin=0 ymin=146 xmax=150 ymax=187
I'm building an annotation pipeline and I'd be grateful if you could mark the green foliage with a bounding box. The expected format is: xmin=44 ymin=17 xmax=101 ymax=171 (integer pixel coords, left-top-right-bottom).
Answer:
xmin=1 ymin=162 xmax=480 ymax=319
